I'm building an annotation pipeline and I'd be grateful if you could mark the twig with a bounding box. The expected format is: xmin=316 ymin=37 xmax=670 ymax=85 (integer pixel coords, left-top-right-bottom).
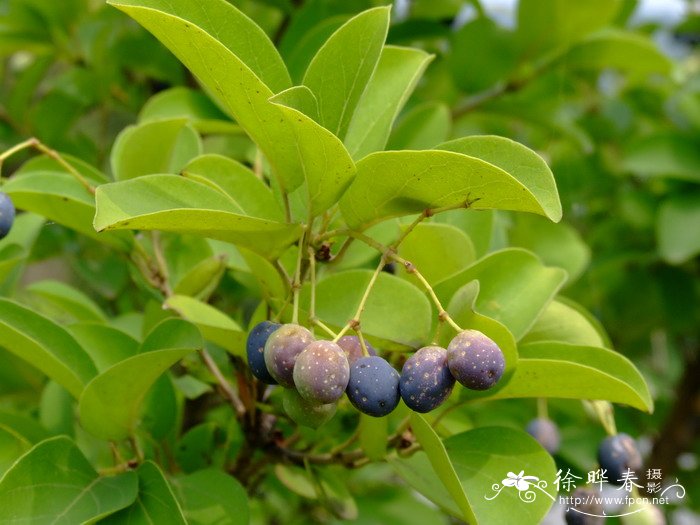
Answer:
xmin=200 ymin=349 xmax=246 ymax=417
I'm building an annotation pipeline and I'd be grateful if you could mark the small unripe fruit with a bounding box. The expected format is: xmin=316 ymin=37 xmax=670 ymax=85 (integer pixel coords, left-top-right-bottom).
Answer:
xmin=565 ymin=488 xmax=604 ymax=525
xmin=293 ymin=340 xmax=349 ymax=404
xmin=0 ymin=192 xmax=15 ymax=240
xmin=246 ymin=321 xmax=281 ymax=384
xmin=399 ymin=346 xmax=455 ymax=413
xmin=526 ymin=418 xmax=561 ymax=454
xmin=347 ymin=356 xmax=400 ymax=417
xmin=336 ymin=335 xmax=376 ymax=365
xmin=446 ymin=329 xmax=505 ymax=390
xmin=264 ymin=324 xmax=314 ymax=387
xmin=282 ymin=388 xmax=336 ymax=429
xmin=597 ymin=433 xmax=643 ymax=486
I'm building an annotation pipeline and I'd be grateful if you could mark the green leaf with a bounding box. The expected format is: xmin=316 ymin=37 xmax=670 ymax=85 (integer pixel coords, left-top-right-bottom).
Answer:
xmin=182 ymin=154 xmax=285 ymax=222
xmin=15 ymin=153 xmax=109 ymax=184
xmin=3 ymin=171 xmax=132 ymax=250
xmin=521 ymin=299 xmax=606 ymax=347
xmin=237 ymin=247 xmax=288 ymax=305
xmin=434 ymin=249 xmax=568 ymax=340
xmin=339 ymin=150 xmax=560 ymax=231
xmin=409 ymin=412 xmax=477 ymax=524
xmin=0 ymin=436 xmax=138 ymax=524
xmin=0 ymin=299 xmax=96 ymax=398
xmin=139 ymin=87 xmax=233 ymax=133
xmin=437 ymin=135 xmax=562 ymax=223
xmin=67 ymin=323 xmax=140 ymax=373
xmin=141 ymin=318 xmax=203 ymax=354
xmin=444 ymin=427 xmax=557 ymax=525
xmin=111 ymin=118 xmax=202 ymax=180
xmin=103 ymin=462 xmax=186 ymax=524
xmin=435 ymin=209 xmax=494 ymax=259
xmin=302 ymin=270 xmax=432 ymax=350
xmin=480 ymin=342 xmax=653 ymax=412
xmin=656 ymin=193 xmax=700 ymax=264
xmin=359 ymin=414 xmax=388 ymax=461
xmin=164 ymin=295 xmax=246 ymax=356
xmin=270 ymin=85 xmax=319 ymax=121
xmin=173 ymin=469 xmax=249 ymax=525
xmin=302 ymin=6 xmax=390 ymax=138
xmin=622 ymin=133 xmax=700 ymax=183
xmin=26 ymin=279 xmax=107 ymax=323
xmin=388 ymin=102 xmax=451 ymax=151
xmin=108 ymin=0 xmax=314 ymax=195
xmin=397 ymin=223 xmax=476 ymax=285
xmin=270 ymin=90 xmax=357 ymax=217
xmin=508 ymin=214 xmax=590 ymax=284
xmin=93 ymin=174 xmax=303 ymax=258
xmin=172 ymin=255 xmax=228 ymax=300
xmin=562 ymin=29 xmax=672 ymax=76
xmin=345 ymin=45 xmax=434 ymax=159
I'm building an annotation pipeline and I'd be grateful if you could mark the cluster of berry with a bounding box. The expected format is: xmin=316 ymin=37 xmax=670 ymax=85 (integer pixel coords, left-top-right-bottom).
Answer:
xmin=246 ymin=321 xmax=506 ymax=426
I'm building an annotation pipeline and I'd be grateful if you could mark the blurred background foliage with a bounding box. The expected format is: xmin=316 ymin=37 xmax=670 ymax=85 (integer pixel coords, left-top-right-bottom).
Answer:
xmin=0 ymin=0 xmax=698 ymax=523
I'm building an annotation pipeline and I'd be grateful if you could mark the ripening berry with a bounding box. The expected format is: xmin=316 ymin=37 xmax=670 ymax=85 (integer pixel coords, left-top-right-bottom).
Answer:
xmin=282 ymin=388 xmax=336 ymax=429
xmin=446 ymin=329 xmax=505 ymax=390
xmin=264 ymin=324 xmax=314 ymax=387
xmin=246 ymin=321 xmax=281 ymax=384
xmin=399 ymin=346 xmax=455 ymax=413
xmin=293 ymin=340 xmax=349 ymax=404
xmin=0 ymin=192 xmax=15 ymax=240
xmin=336 ymin=335 xmax=376 ymax=365
xmin=526 ymin=418 xmax=561 ymax=454
xmin=597 ymin=433 xmax=643 ymax=486
xmin=347 ymin=356 xmax=400 ymax=417
xmin=565 ymin=488 xmax=604 ymax=525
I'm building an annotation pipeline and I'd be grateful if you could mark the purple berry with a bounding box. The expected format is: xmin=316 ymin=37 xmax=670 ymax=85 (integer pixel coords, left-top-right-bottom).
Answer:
xmin=399 ymin=346 xmax=455 ymax=413
xmin=336 ymin=335 xmax=376 ymax=365
xmin=446 ymin=330 xmax=505 ymax=390
xmin=246 ymin=321 xmax=281 ymax=384
xmin=282 ymin=389 xmax=336 ymax=429
xmin=293 ymin=340 xmax=349 ymax=404
xmin=0 ymin=192 xmax=15 ymax=239
xmin=597 ymin=433 xmax=643 ymax=485
xmin=526 ymin=418 xmax=560 ymax=454
xmin=347 ymin=356 xmax=400 ymax=417
xmin=565 ymin=488 xmax=604 ymax=525
xmin=263 ymin=324 xmax=314 ymax=387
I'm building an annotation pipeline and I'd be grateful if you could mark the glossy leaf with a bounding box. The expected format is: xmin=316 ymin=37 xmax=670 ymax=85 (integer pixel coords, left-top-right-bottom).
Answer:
xmin=302 ymin=7 xmax=390 ymax=138
xmin=521 ymin=299 xmax=606 ymax=347
xmin=339 ymin=150 xmax=560 ymax=231
xmin=345 ymin=45 xmax=434 ymax=159
xmin=479 ymin=342 xmax=653 ymax=412
xmin=139 ymin=87 xmax=233 ymax=133
xmin=437 ymin=135 xmax=562 ymax=224
xmin=173 ymin=469 xmax=249 ymax=525
xmin=94 ymin=174 xmax=303 ymax=257
xmin=0 ymin=299 xmax=96 ymax=398
xmin=0 ymin=436 xmax=138 ymax=524
xmin=434 ymin=249 xmax=568 ymax=340
xmin=172 ymin=255 xmax=227 ymax=300
xmin=103 ymin=462 xmax=186 ymax=524
xmin=26 ymin=280 xmax=106 ymax=323
xmin=164 ymin=295 xmax=246 ymax=356
xmin=67 ymin=323 xmax=140 ymax=373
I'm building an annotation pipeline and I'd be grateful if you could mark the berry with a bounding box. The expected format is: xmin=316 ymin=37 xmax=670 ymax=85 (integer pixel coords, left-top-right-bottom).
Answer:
xmin=264 ymin=324 xmax=314 ymax=387
xmin=399 ymin=346 xmax=455 ymax=413
xmin=565 ymin=488 xmax=603 ymax=525
xmin=336 ymin=335 xmax=376 ymax=365
xmin=597 ymin=433 xmax=643 ymax=486
xmin=347 ymin=356 xmax=400 ymax=417
xmin=293 ymin=340 xmax=349 ymax=404
xmin=282 ymin=388 xmax=336 ymax=429
xmin=246 ymin=321 xmax=281 ymax=384
xmin=526 ymin=418 xmax=560 ymax=454
xmin=446 ymin=329 xmax=505 ymax=390
xmin=0 ymin=192 xmax=15 ymax=240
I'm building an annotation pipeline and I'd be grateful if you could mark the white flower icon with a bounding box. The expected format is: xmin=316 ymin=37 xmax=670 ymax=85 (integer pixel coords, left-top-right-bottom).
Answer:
xmin=502 ymin=471 xmax=539 ymax=492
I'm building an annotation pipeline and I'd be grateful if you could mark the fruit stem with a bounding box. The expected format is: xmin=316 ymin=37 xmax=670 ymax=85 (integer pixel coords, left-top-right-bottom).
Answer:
xmin=291 ymin=231 xmax=306 ymax=324
xmin=537 ymin=398 xmax=549 ymax=420
xmin=356 ymin=329 xmax=371 ymax=357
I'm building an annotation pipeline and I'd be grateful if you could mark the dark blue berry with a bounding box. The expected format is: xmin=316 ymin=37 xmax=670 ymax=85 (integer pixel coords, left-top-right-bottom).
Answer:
xmin=264 ymin=324 xmax=314 ymax=387
xmin=0 ymin=192 xmax=15 ymax=239
xmin=347 ymin=356 xmax=400 ymax=417
xmin=293 ymin=340 xmax=349 ymax=404
xmin=597 ymin=433 xmax=642 ymax=485
xmin=446 ymin=330 xmax=505 ymax=390
xmin=336 ymin=335 xmax=376 ymax=365
xmin=400 ymin=346 xmax=455 ymax=413
xmin=526 ymin=418 xmax=560 ymax=454
xmin=246 ymin=321 xmax=281 ymax=384
xmin=565 ymin=488 xmax=604 ymax=525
